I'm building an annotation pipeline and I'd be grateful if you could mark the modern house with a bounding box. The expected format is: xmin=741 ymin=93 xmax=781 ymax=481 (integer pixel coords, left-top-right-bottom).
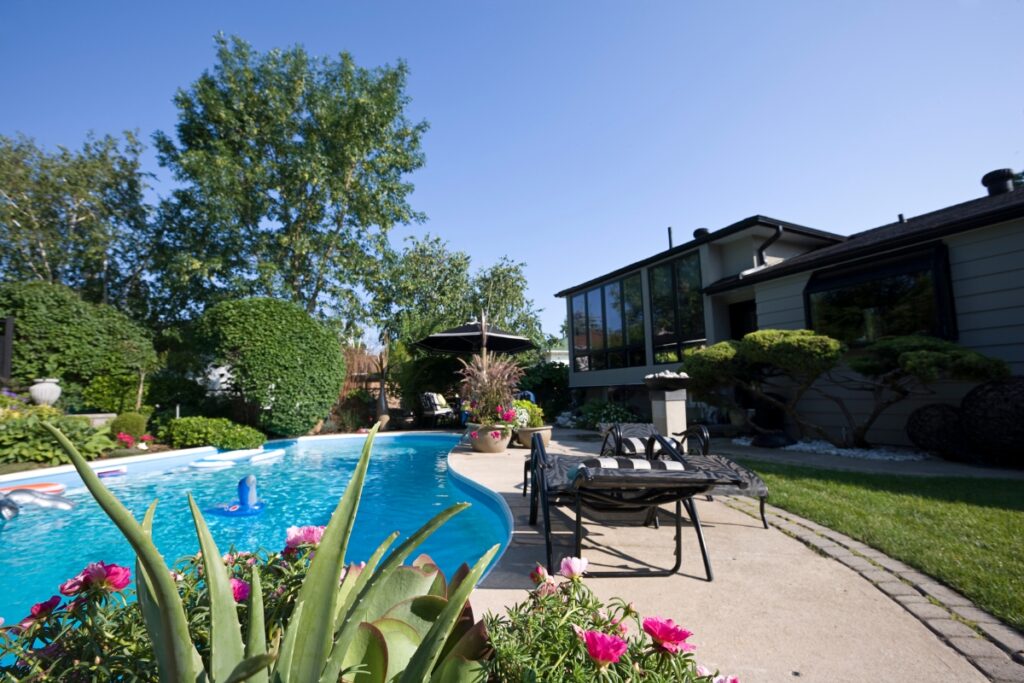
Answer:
xmin=556 ymin=169 xmax=1024 ymax=445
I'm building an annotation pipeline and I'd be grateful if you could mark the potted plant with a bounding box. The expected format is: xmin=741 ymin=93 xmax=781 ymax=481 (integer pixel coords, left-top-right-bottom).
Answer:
xmin=459 ymin=350 xmax=524 ymax=453
xmin=29 ymin=356 xmax=62 ymax=407
xmin=513 ymin=399 xmax=551 ymax=447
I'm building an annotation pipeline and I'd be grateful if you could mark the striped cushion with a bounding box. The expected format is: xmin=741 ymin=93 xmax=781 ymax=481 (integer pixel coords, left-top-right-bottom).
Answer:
xmin=580 ymin=457 xmax=684 ymax=471
xmin=620 ymin=437 xmax=647 ymax=454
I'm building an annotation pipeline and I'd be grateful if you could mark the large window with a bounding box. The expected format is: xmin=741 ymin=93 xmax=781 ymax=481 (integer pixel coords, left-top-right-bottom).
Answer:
xmin=649 ymin=252 xmax=705 ymax=363
xmin=571 ymin=274 xmax=646 ymax=372
xmin=804 ymin=243 xmax=957 ymax=345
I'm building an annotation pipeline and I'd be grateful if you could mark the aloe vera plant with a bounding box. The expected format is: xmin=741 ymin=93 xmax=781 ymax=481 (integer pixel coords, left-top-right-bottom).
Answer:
xmin=43 ymin=421 xmax=497 ymax=682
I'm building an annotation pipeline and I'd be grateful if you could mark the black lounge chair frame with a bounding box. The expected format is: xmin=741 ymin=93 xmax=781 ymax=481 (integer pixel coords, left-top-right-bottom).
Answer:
xmin=528 ymin=433 xmax=744 ymax=580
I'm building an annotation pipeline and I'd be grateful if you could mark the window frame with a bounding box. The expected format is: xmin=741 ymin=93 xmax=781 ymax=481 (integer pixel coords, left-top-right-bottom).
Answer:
xmin=802 ymin=242 xmax=958 ymax=343
xmin=570 ymin=273 xmax=646 ymax=372
xmin=647 ymin=251 xmax=706 ymax=364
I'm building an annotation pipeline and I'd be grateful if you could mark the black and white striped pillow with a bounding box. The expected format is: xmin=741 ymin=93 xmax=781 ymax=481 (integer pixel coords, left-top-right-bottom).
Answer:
xmin=580 ymin=457 xmax=684 ymax=471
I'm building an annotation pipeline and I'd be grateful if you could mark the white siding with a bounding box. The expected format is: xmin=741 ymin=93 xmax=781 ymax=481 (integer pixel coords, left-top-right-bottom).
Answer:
xmin=946 ymin=217 xmax=1024 ymax=374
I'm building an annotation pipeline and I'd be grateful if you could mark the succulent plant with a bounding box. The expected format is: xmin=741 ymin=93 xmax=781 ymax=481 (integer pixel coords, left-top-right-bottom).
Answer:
xmin=44 ymin=421 xmax=497 ymax=682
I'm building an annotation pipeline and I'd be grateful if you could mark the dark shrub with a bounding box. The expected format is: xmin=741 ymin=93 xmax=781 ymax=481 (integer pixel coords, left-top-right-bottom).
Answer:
xmin=518 ymin=361 xmax=570 ymax=418
xmin=163 ymin=416 xmax=265 ymax=450
xmin=198 ymin=298 xmax=345 ymax=436
xmin=0 ymin=282 xmax=157 ymax=411
xmin=108 ymin=412 xmax=148 ymax=439
xmin=960 ymin=377 xmax=1024 ymax=468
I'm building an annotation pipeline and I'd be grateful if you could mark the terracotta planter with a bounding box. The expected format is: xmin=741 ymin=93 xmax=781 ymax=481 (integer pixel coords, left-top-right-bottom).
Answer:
xmin=467 ymin=425 xmax=513 ymax=453
xmin=515 ymin=425 xmax=552 ymax=448
xmin=29 ymin=378 xmax=62 ymax=406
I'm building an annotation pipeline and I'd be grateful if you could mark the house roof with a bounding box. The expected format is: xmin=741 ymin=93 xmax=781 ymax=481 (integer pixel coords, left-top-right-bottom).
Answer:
xmin=554 ymin=216 xmax=844 ymax=298
xmin=702 ymin=186 xmax=1024 ymax=295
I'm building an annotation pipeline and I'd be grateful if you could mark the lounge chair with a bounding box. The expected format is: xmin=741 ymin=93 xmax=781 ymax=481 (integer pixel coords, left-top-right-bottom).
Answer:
xmin=419 ymin=392 xmax=455 ymax=428
xmin=599 ymin=423 xmax=770 ymax=529
xmin=528 ymin=433 xmax=745 ymax=580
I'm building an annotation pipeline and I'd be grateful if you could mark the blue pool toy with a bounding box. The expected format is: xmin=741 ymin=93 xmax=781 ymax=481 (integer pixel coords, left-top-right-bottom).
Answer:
xmin=210 ymin=474 xmax=265 ymax=517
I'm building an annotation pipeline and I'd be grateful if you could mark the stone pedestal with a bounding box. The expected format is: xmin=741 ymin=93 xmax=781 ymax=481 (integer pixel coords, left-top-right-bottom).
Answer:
xmin=650 ymin=389 xmax=688 ymax=437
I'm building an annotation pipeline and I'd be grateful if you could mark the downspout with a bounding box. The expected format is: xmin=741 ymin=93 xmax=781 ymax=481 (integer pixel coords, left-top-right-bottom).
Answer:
xmin=756 ymin=224 xmax=784 ymax=267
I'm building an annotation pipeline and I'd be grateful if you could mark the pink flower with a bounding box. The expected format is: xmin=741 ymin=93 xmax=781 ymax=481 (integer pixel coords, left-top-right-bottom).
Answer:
xmin=141 ymin=434 xmax=154 ymax=442
xmin=642 ymin=616 xmax=695 ymax=653
xmin=489 ymin=430 xmax=501 ymax=439
xmin=60 ymin=562 xmax=130 ymax=595
xmin=714 ymin=677 xmax=740 ymax=683
xmin=222 ymin=551 xmax=257 ymax=566
xmin=116 ymin=432 xmax=135 ymax=448
xmin=583 ymin=630 xmax=628 ymax=669
xmin=571 ymin=624 xmax=586 ymax=641
xmin=559 ymin=556 xmax=588 ymax=580
xmin=470 ymin=431 xmax=479 ymax=439
xmin=534 ymin=580 xmax=558 ymax=597
xmin=529 ymin=564 xmax=550 ymax=585
xmin=230 ymin=578 xmax=250 ymax=603
xmin=169 ymin=570 xmax=184 ymax=582
xmin=17 ymin=596 xmax=60 ymax=630
xmin=284 ymin=525 xmax=325 ymax=551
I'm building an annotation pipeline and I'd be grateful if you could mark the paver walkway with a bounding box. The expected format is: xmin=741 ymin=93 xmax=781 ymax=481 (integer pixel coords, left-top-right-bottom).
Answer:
xmin=450 ymin=429 xmax=1023 ymax=681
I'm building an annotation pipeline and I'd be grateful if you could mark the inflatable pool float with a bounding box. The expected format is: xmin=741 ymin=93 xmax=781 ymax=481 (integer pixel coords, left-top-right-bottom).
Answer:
xmin=204 ymin=447 xmax=265 ymax=462
xmin=96 ymin=466 xmax=128 ymax=478
xmin=189 ymin=459 xmax=234 ymax=470
xmin=0 ymin=482 xmax=66 ymax=495
xmin=209 ymin=475 xmax=265 ymax=517
xmin=249 ymin=448 xmax=285 ymax=463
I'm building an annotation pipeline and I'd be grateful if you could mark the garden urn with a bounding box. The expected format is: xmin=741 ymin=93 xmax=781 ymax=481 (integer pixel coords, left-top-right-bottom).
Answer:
xmin=29 ymin=378 xmax=62 ymax=406
xmin=515 ymin=425 xmax=552 ymax=448
xmin=468 ymin=426 xmax=513 ymax=453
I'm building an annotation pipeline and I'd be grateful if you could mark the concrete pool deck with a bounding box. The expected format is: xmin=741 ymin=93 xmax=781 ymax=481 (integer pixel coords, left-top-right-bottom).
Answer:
xmin=448 ymin=431 xmax=1004 ymax=682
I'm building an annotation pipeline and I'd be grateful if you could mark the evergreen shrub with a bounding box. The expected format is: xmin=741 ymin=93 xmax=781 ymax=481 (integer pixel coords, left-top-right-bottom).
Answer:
xmin=108 ymin=412 xmax=148 ymax=440
xmin=163 ymin=416 xmax=265 ymax=450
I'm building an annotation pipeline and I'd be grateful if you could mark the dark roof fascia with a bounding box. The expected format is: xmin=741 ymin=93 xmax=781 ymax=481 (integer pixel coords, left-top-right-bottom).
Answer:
xmin=703 ymin=198 xmax=1024 ymax=295
xmin=554 ymin=216 xmax=843 ymax=298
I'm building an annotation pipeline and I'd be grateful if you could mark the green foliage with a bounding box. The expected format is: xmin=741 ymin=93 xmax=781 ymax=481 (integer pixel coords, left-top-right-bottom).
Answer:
xmin=847 ymin=335 xmax=1009 ymax=383
xmin=739 ymin=329 xmax=845 ymax=382
xmin=486 ymin=572 xmax=720 ymax=682
xmin=577 ymin=401 xmax=639 ymax=430
xmin=458 ymin=352 xmax=523 ymax=430
xmin=518 ymin=361 xmax=570 ymax=419
xmin=163 ymin=417 xmax=265 ymax=450
xmin=151 ymin=35 xmax=427 ymax=328
xmin=82 ymin=373 xmax=142 ymax=413
xmin=26 ymin=423 xmax=498 ymax=682
xmin=681 ymin=341 xmax=740 ymax=401
xmin=513 ymin=399 xmax=544 ymax=428
xmin=108 ymin=411 xmax=148 ymax=439
xmin=0 ymin=282 xmax=158 ymax=410
xmin=0 ymin=132 xmax=152 ymax=313
xmin=198 ymin=298 xmax=345 ymax=436
xmin=0 ymin=403 xmax=111 ymax=465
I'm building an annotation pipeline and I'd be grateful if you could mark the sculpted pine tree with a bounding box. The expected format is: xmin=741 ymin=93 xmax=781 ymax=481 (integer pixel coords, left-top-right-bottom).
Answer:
xmin=152 ymin=34 xmax=428 ymax=326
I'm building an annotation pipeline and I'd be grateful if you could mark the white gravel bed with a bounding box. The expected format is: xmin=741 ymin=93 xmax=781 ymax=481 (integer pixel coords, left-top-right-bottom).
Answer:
xmin=731 ymin=437 xmax=930 ymax=462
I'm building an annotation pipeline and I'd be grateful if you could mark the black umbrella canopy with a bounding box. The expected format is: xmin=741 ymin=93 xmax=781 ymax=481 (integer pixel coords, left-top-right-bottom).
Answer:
xmin=414 ymin=320 xmax=537 ymax=355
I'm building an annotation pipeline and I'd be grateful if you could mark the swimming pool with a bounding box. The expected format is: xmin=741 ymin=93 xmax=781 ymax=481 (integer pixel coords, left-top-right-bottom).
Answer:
xmin=0 ymin=433 xmax=510 ymax=625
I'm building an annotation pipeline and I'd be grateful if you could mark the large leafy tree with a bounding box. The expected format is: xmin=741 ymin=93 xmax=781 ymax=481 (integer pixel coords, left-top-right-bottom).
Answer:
xmin=0 ymin=132 xmax=151 ymax=312
xmin=152 ymin=34 xmax=427 ymax=327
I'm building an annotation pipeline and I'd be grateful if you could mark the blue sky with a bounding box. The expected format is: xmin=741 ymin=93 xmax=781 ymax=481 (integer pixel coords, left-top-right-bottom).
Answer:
xmin=2 ymin=1 xmax=1022 ymax=337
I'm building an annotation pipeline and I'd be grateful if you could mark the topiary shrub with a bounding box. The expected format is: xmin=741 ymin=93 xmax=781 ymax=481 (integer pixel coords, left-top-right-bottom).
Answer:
xmin=198 ymin=298 xmax=345 ymax=436
xmin=0 ymin=282 xmax=158 ymax=411
xmin=960 ymin=377 xmax=1024 ymax=468
xmin=108 ymin=412 xmax=148 ymax=440
xmin=163 ymin=416 xmax=265 ymax=450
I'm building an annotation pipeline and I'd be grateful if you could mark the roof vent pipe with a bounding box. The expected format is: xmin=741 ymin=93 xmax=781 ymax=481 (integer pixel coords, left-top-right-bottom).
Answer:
xmin=667 ymin=226 xmax=673 ymax=248
xmin=981 ymin=169 xmax=1015 ymax=196
xmin=756 ymin=224 xmax=784 ymax=267
xmin=693 ymin=227 xmax=710 ymax=239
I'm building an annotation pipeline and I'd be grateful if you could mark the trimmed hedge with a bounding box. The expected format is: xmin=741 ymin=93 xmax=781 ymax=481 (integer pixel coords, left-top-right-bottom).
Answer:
xmin=163 ymin=417 xmax=265 ymax=450
xmin=198 ymin=298 xmax=345 ymax=436
xmin=0 ymin=282 xmax=157 ymax=411
xmin=108 ymin=412 xmax=148 ymax=439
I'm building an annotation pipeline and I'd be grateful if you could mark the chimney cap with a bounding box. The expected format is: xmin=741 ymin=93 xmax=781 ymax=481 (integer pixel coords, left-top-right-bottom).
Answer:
xmin=981 ymin=168 xmax=1016 ymax=196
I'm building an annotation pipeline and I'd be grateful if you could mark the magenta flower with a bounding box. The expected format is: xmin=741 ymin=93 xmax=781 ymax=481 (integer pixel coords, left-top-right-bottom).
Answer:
xmin=583 ymin=630 xmax=628 ymax=669
xmin=141 ymin=434 xmax=154 ymax=442
xmin=116 ymin=432 xmax=135 ymax=448
xmin=559 ymin=556 xmax=588 ymax=580
xmin=489 ymin=430 xmax=501 ymax=439
xmin=60 ymin=562 xmax=130 ymax=595
xmin=222 ymin=551 xmax=257 ymax=566
xmin=284 ymin=525 xmax=326 ymax=553
xmin=17 ymin=595 xmax=60 ymax=630
xmin=470 ymin=431 xmax=479 ymax=439
xmin=529 ymin=564 xmax=550 ymax=585
xmin=642 ymin=616 xmax=695 ymax=653
xmin=230 ymin=578 xmax=251 ymax=603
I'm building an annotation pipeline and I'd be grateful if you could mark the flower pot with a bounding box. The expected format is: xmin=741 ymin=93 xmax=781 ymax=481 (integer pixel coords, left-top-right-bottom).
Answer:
xmin=467 ymin=425 xmax=513 ymax=453
xmin=515 ymin=425 xmax=552 ymax=448
xmin=29 ymin=378 xmax=62 ymax=406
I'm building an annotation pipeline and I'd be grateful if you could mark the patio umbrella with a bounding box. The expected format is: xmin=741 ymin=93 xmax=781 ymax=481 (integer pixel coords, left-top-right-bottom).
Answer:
xmin=414 ymin=313 xmax=537 ymax=355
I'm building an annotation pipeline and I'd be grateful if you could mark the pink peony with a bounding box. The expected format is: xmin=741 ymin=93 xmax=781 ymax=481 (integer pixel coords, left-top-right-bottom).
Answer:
xmin=559 ymin=556 xmax=588 ymax=580
xmin=642 ymin=616 xmax=695 ymax=653
xmin=17 ymin=595 xmax=60 ymax=630
xmin=60 ymin=562 xmax=130 ymax=595
xmin=583 ymin=630 xmax=628 ymax=669
xmin=230 ymin=578 xmax=250 ymax=603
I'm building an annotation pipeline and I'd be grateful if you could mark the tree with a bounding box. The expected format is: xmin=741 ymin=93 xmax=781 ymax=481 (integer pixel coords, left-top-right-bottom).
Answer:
xmin=0 ymin=133 xmax=151 ymax=312
xmin=682 ymin=329 xmax=1008 ymax=448
xmin=151 ymin=34 xmax=428 ymax=328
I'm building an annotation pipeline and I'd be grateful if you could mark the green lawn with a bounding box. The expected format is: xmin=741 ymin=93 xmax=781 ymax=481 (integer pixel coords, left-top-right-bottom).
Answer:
xmin=736 ymin=459 xmax=1024 ymax=632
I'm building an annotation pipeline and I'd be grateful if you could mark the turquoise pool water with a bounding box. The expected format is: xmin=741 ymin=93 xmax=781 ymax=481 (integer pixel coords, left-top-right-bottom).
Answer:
xmin=0 ymin=433 xmax=509 ymax=625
